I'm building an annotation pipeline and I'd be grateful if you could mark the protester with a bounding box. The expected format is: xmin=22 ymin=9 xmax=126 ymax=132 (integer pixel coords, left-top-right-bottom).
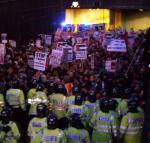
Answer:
xmin=0 ymin=26 xmax=149 ymax=143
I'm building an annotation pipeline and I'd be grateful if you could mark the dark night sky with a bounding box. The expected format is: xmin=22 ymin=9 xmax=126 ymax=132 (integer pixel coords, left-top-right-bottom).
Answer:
xmin=0 ymin=0 xmax=149 ymax=40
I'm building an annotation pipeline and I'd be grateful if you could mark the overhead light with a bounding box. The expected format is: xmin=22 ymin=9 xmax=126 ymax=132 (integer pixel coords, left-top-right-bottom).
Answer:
xmin=71 ymin=0 xmax=80 ymax=8
xmin=139 ymin=9 xmax=143 ymax=12
xmin=61 ymin=22 xmax=67 ymax=26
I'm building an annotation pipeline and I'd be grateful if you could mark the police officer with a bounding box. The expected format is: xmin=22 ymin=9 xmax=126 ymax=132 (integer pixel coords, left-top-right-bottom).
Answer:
xmin=28 ymin=83 xmax=47 ymax=117
xmin=117 ymin=88 xmax=130 ymax=117
xmin=0 ymin=107 xmax=20 ymax=143
xmin=83 ymin=90 xmax=98 ymax=127
xmin=90 ymin=97 xmax=117 ymax=143
xmin=66 ymin=93 xmax=86 ymax=125
xmin=27 ymin=79 xmax=37 ymax=118
xmin=119 ymin=98 xmax=144 ymax=143
xmin=6 ymin=79 xmax=26 ymax=123
xmin=41 ymin=113 xmax=66 ymax=143
xmin=49 ymin=83 xmax=67 ymax=120
xmin=109 ymin=99 xmax=120 ymax=136
xmin=66 ymin=83 xmax=80 ymax=108
xmin=65 ymin=113 xmax=90 ymax=143
xmin=28 ymin=103 xmax=47 ymax=143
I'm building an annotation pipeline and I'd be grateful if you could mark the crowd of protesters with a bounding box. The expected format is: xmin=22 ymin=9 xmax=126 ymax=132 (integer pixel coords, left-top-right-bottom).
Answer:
xmin=0 ymin=26 xmax=149 ymax=143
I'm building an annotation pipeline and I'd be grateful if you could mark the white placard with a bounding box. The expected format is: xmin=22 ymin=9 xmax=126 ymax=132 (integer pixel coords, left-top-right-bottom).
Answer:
xmin=34 ymin=52 xmax=47 ymax=71
xmin=107 ymin=39 xmax=127 ymax=52
xmin=105 ymin=60 xmax=117 ymax=72
xmin=0 ymin=44 xmax=5 ymax=65
xmin=74 ymin=44 xmax=87 ymax=60
xmin=49 ymin=50 xmax=63 ymax=67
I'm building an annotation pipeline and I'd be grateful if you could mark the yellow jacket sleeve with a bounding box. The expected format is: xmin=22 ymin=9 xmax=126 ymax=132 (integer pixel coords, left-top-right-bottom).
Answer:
xmin=19 ymin=90 xmax=26 ymax=111
xmin=120 ymin=115 xmax=128 ymax=137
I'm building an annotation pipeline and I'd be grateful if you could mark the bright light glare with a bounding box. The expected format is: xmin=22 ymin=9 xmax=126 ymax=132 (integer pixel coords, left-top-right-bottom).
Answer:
xmin=61 ymin=22 xmax=66 ymax=26
xmin=84 ymin=22 xmax=91 ymax=26
xmin=71 ymin=1 xmax=80 ymax=8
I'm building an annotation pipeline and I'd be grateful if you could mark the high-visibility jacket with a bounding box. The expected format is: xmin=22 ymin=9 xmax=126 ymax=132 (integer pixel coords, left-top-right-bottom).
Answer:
xmin=0 ymin=93 xmax=4 ymax=114
xmin=120 ymin=112 xmax=144 ymax=143
xmin=66 ymin=104 xmax=85 ymax=119
xmin=65 ymin=126 xmax=90 ymax=143
xmin=0 ymin=121 xmax=20 ymax=143
xmin=6 ymin=88 xmax=26 ymax=111
xmin=41 ymin=128 xmax=66 ymax=143
xmin=28 ymin=117 xmax=47 ymax=143
xmin=117 ymin=99 xmax=128 ymax=117
xmin=28 ymin=91 xmax=47 ymax=115
xmin=66 ymin=104 xmax=86 ymax=126
xmin=83 ymin=101 xmax=97 ymax=123
xmin=90 ymin=111 xmax=117 ymax=142
xmin=49 ymin=93 xmax=67 ymax=119
xmin=66 ymin=96 xmax=75 ymax=108
xmin=109 ymin=110 xmax=120 ymax=134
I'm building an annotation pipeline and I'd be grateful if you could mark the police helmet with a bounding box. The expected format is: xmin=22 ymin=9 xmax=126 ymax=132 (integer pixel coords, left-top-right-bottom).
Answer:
xmin=109 ymin=99 xmax=118 ymax=111
xmin=0 ymin=81 xmax=6 ymax=94
xmin=88 ymin=90 xmax=96 ymax=103
xmin=47 ymin=113 xmax=58 ymax=129
xmin=128 ymin=98 xmax=138 ymax=112
xmin=36 ymin=83 xmax=44 ymax=91
xmin=31 ymin=79 xmax=37 ymax=88
xmin=99 ymin=97 xmax=110 ymax=113
xmin=72 ymin=85 xmax=79 ymax=95
xmin=9 ymin=78 xmax=18 ymax=88
xmin=75 ymin=93 xmax=83 ymax=105
xmin=70 ymin=113 xmax=84 ymax=129
xmin=1 ymin=107 xmax=12 ymax=124
xmin=46 ymin=81 xmax=55 ymax=95
xmin=37 ymin=103 xmax=47 ymax=118
xmin=56 ymin=83 xmax=66 ymax=94
xmin=101 ymin=89 xmax=108 ymax=97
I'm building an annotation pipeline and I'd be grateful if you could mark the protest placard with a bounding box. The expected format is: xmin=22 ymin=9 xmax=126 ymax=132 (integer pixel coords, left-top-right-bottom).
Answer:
xmin=62 ymin=45 xmax=73 ymax=63
xmin=49 ymin=50 xmax=63 ymax=67
xmin=0 ymin=44 xmax=5 ymax=64
xmin=107 ymin=39 xmax=127 ymax=52
xmin=74 ymin=44 xmax=87 ymax=60
xmin=34 ymin=52 xmax=48 ymax=71
xmin=105 ymin=60 xmax=117 ymax=72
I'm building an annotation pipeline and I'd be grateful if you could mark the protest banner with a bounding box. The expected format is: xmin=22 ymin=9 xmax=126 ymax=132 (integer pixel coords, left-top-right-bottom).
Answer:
xmin=49 ymin=50 xmax=63 ymax=67
xmin=105 ymin=60 xmax=117 ymax=72
xmin=9 ymin=40 xmax=16 ymax=48
xmin=0 ymin=44 xmax=5 ymax=64
xmin=34 ymin=52 xmax=48 ymax=71
xmin=107 ymin=39 xmax=127 ymax=52
xmin=74 ymin=43 xmax=87 ymax=60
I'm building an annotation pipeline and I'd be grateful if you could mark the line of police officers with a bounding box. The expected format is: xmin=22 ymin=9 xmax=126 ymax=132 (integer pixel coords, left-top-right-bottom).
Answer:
xmin=0 ymin=78 xmax=144 ymax=143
